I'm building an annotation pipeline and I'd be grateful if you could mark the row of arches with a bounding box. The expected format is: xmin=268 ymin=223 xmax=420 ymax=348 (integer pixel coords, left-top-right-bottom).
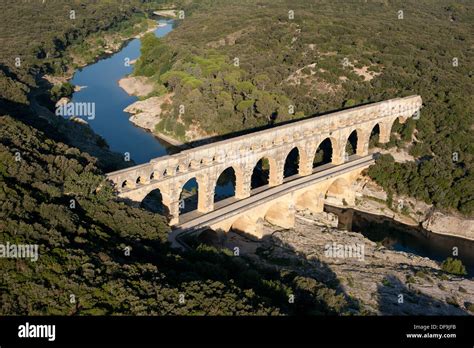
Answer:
xmin=140 ymin=123 xmax=383 ymax=219
xmin=120 ymin=122 xmax=384 ymax=190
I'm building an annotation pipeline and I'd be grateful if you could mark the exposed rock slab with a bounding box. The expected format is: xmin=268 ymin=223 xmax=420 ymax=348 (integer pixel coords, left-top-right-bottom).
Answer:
xmin=153 ymin=10 xmax=177 ymax=18
xmin=118 ymin=76 xmax=155 ymax=97
xmin=423 ymin=212 xmax=474 ymax=241
xmin=124 ymin=94 xmax=173 ymax=132
xmin=355 ymin=176 xmax=474 ymax=240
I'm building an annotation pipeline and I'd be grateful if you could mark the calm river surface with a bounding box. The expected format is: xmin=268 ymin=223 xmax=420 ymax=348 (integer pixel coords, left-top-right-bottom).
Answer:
xmin=71 ymin=19 xmax=174 ymax=164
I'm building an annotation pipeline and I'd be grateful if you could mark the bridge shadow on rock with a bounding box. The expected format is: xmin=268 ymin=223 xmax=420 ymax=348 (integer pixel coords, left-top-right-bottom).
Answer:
xmin=376 ymin=274 xmax=468 ymax=315
xmin=182 ymin=227 xmax=363 ymax=316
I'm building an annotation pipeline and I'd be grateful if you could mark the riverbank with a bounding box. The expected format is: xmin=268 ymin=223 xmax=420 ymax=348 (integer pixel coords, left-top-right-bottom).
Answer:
xmin=199 ymin=211 xmax=474 ymax=315
xmin=29 ymin=84 xmax=129 ymax=171
xmin=118 ymin=74 xmax=189 ymax=146
xmin=39 ymin=16 xmax=159 ymax=94
xmin=118 ymin=74 xmax=185 ymax=147
xmin=122 ymin=92 xmax=184 ymax=147
xmin=119 ymin=76 xmax=215 ymax=145
xmin=42 ymin=17 xmax=160 ymax=86
xmin=118 ymin=76 xmax=155 ymax=97
xmin=134 ymin=21 xmax=167 ymax=39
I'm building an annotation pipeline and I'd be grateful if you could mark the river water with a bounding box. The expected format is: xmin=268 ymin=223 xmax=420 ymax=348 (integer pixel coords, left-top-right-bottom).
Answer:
xmin=70 ymin=19 xmax=175 ymax=164
xmin=70 ymin=18 xmax=474 ymax=277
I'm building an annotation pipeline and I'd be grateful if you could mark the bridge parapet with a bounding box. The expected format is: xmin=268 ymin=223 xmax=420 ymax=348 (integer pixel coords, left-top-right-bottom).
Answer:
xmin=107 ymin=95 xmax=421 ymax=191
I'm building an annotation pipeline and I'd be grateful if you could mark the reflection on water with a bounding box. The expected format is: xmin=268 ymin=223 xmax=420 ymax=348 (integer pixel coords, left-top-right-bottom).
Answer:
xmin=325 ymin=205 xmax=474 ymax=277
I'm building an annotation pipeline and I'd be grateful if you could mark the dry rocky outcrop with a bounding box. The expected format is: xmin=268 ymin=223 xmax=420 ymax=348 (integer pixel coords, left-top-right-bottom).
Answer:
xmin=216 ymin=211 xmax=474 ymax=315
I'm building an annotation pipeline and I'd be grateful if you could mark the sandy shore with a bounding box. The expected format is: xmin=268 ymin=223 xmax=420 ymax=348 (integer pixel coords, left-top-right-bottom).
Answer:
xmin=118 ymin=76 xmax=155 ymax=97
xmin=153 ymin=10 xmax=177 ymax=18
xmin=134 ymin=21 xmax=167 ymax=39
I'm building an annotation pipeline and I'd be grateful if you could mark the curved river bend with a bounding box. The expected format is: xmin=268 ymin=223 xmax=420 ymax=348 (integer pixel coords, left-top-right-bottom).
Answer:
xmin=71 ymin=19 xmax=174 ymax=164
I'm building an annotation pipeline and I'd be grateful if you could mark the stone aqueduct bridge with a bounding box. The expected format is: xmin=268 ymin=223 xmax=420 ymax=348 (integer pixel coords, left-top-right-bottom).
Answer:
xmin=107 ymin=95 xmax=422 ymax=237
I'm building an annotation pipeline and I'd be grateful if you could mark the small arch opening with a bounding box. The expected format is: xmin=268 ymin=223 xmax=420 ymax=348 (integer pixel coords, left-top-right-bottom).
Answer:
xmin=251 ymin=157 xmax=271 ymax=189
xmin=215 ymin=167 xmax=236 ymax=203
xmin=179 ymin=178 xmax=199 ymax=214
xmin=141 ymin=188 xmax=165 ymax=215
xmin=313 ymin=138 xmax=333 ymax=168
xmin=284 ymin=147 xmax=300 ymax=178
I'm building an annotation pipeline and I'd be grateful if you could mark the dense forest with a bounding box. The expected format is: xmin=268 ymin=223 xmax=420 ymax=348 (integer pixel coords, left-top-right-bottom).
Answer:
xmin=133 ymin=0 xmax=474 ymax=216
xmin=0 ymin=0 xmax=356 ymax=315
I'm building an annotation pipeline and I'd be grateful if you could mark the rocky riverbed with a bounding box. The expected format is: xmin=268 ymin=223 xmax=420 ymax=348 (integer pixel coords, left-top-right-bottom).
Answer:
xmin=202 ymin=210 xmax=474 ymax=315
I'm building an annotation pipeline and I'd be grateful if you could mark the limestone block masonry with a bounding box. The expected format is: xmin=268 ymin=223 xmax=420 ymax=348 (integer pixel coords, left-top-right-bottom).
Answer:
xmin=106 ymin=95 xmax=422 ymax=227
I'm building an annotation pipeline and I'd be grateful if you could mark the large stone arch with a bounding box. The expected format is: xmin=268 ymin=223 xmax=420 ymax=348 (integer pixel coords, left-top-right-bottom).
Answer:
xmin=141 ymin=187 xmax=166 ymax=215
xmin=285 ymin=144 xmax=313 ymax=177
xmin=264 ymin=200 xmax=295 ymax=229
xmin=178 ymin=177 xmax=200 ymax=214
xmin=367 ymin=122 xmax=382 ymax=148
xmin=231 ymin=215 xmax=264 ymax=238
xmin=283 ymin=146 xmax=302 ymax=178
xmin=118 ymin=179 xmax=180 ymax=224
xmin=324 ymin=177 xmax=354 ymax=206
xmin=344 ymin=128 xmax=370 ymax=157
xmin=378 ymin=115 xmax=408 ymax=143
xmin=295 ymin=189 xmax=324 ymax=214
xmin=344 ymin=129 xmax=358 ymax=157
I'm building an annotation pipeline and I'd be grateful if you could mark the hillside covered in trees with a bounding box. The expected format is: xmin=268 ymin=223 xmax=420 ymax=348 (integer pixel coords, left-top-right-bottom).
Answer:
xmin=0 ymin=0 xmax=356 ymax=316
xmin=133 ymin=0 xmax=474 ymax=216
